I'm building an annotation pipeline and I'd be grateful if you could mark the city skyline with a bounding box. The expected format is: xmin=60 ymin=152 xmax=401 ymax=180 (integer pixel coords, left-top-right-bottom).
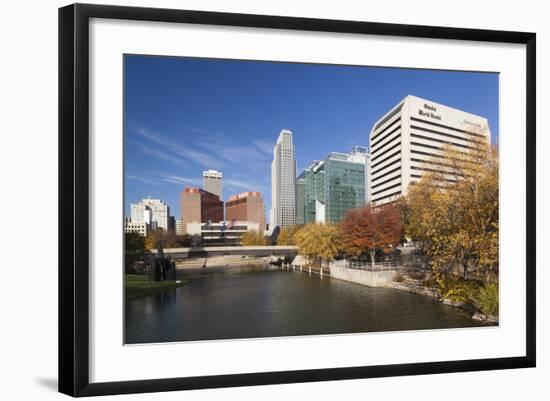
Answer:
xmin=124 ymin=55 xmax=499 ymax=222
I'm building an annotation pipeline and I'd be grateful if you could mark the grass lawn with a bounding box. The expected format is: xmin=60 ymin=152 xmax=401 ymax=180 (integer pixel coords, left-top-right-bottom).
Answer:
xmin=125 ymin=274 xmax=188 ymax=301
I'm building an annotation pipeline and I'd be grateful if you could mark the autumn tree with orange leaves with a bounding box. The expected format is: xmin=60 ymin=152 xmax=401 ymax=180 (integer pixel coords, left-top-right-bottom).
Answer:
xmin=340 ymin=205 xmax=404 ymax=268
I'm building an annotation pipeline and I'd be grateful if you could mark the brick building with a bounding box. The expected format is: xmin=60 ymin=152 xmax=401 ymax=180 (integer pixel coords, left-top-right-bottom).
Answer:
xmin=180 ymin=188 xmax=224 ymax=233
xmin=226 ymin=191 xmax=267 ymax=232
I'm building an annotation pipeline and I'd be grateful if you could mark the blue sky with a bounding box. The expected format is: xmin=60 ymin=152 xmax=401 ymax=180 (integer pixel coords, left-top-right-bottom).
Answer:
xmin=124 ymin=55 xmax=499 ymax=221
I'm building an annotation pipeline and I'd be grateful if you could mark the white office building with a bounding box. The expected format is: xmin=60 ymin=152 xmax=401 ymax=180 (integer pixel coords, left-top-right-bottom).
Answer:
xmin=175 ymin=218 xmax=184 ymax=236
xmin=203 ymin=170 xmax=223 ymax=199
xmin=130 ymin=197 xmax=170 ymax=231
xmin=124 ymin=221 xmax=150 ymax=237
xmin=368 ymin=95 xmax=491 ymax=206
xmin=270 ymin=129 xmax=296 ymax=228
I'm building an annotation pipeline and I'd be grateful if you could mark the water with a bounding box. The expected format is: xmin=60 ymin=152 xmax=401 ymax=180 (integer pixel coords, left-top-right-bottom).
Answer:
xmin=125 ymin=270 xmax=490 ymax=344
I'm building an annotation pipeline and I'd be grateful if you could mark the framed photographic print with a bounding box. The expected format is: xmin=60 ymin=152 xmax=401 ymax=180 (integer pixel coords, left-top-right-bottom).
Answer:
xmin=58 ymin=3 xmax=536 ymax=397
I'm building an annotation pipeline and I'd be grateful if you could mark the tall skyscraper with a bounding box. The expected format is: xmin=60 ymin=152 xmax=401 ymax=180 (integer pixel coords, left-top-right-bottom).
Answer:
xmin=271 ymin=129 xmax=296 ymax=229
xmin=130 ymin=198 xmax=170 ymax=231
xmin=203 ymin=170 xmax=223 ymax=199
xmin=368 ymin=95 xmax=491 ymax=206
xmin=226 ymin=191 xmax=267 ymax=231
xmin=295 ymin=147 xmax=368 ymax=224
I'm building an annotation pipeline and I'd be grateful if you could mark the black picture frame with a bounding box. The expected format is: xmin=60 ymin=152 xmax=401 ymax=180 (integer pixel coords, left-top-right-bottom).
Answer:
xmin=58 ymin=3 xmax=536 ymax=397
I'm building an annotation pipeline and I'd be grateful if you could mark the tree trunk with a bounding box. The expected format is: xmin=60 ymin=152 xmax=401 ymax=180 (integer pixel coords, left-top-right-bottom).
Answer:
xmin=463 ymin=264 xmax=468 ymax=280
xmin=370 ymin=249 xmax=376 ymax=269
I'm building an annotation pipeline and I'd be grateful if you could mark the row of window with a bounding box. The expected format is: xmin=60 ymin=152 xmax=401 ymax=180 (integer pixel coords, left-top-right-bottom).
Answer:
xmin=410 ymin=133 xmax=478 ymax=151
xmin=372 ymin=165 xmax=401 ymax=183
xmin=371 ymin=149 xmax=401 ymax=171
xmin=373 ymin=104 xmax=403 ymax=132
xmin=410 ymin=124 xmax=485 ymax=146
xmin=371 ymin=139 xmax=401 ymax=164
xmin=371 ymin=122 xmax=401 ymax=149
xmin=410 ymin=157 xmax=458 ymax=170
xmin=410 ymin=165 xmax=466 ymax=177
xmin=371 ymin=182 xmax=401 ymax=197
xmin=371 ymin=172 xmax=401 ymax=190
xmin=372 ymin=189 xmax=402 ymax=203
xmin=410 ymin=173 xmax=458 ymax=183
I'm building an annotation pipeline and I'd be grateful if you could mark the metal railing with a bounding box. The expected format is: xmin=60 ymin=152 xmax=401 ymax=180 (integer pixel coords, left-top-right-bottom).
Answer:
xmin=331 ymin=260 xmax=403 ymax=271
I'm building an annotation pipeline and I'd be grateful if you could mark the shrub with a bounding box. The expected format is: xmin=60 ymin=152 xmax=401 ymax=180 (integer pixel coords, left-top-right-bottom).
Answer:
xmin=435 ymin=274 xmax=481 ymax=303
xmin=475 ymin=282 xmax=499 ymax=316
xmin=393 ymin=273 xmax=405 ymax=283
xmin=408 ymin=271 xmax=425 ymax=280
xmin=422 ymin=277 xmax=436 ymax=288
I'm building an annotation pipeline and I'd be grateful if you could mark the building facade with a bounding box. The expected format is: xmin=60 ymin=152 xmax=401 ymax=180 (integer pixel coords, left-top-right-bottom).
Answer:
xmin=130 ymin=198 xmax=170 ymax=231
xmin=180 ymin=188 xmax=224 ymax=233
xmin=296 ymin=147 xmax=368 ymax=224
xmin=124 ymin=221 xmax=150 ymax=237
xmin=168 ymin=216 xmax=176 ymax=233
xmin=368 ymin=95 xmax=491 ymax=206
xmin=186 ymin=221 xmax=261 ymax=246
xmin=349 ymin=145 xmax=371 ymax=204
xmin=203 ymin=170 xmax=223 ymax=199
xmin=295 ymin=173 xmax=306 ymax=225
xmin=175 ymin=218 xmax=184 ymax=236
xmin=225 ymin=191 xmax=267 ymax=232
xmin=271 ymin=129 xmax=296 ymax=229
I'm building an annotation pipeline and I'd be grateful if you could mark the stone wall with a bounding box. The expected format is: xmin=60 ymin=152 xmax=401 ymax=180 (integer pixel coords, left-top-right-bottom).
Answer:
xmin=330 ymin=266 xmax=396 ymax=287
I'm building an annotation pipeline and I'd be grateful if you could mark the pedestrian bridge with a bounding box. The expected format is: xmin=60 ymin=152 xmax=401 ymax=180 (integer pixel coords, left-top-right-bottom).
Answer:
xmin=152 ymin=245 xmax=299 ymax=259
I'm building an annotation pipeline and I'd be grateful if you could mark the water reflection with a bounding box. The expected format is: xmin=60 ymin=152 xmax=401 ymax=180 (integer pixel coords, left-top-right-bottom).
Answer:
xmin=125 ymin=270 xmax=490 ymax=344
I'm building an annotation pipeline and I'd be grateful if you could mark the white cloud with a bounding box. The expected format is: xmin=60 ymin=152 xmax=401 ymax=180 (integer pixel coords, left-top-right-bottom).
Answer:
xmin=195 ymin=136 xmax=272 ymax=174
xmin=160 ymin=175 xmax=202 ymax=187
xmin=125 ymin=174 xmax=160 ymax=186
xmin=133 ymin=126 xmax=222 ymax=169
xmin=253 ymin=138 xmax=275 ymax=156
xmin=224 ymin=177 xmax=269 ymax=196
xmin=129 ymin=124 xmax=273 ymax=197
xmin=126 ymin=138 xmax=189 ymax=168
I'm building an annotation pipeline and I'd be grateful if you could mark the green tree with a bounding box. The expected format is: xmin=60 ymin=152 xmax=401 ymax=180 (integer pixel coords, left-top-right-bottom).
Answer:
xmin=145 ymin=229 xmax=193 ymax=249
xmin=405 ymin=143 xmax=498 ymax=282
xmin=241 ymin=230 xmax=269 ymax=246
xmin=294 ymin=223 xmax=341 ymax=266
xmin=340 ymin=205 xmax=403 ymax=269
xmin=125 ymin=232 xmax=147 ymax=273
xmin=277 ymin=225 xmax=301 ymax=245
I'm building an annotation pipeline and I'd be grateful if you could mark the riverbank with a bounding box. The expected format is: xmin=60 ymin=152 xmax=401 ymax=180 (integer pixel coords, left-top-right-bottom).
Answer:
xmin=313 ymin=262 xmax=497 ymax=324
xmin=125 ymin=274 xmax=189 ymax=300
xmin=385 ymin=276 xmax=498 ymax=324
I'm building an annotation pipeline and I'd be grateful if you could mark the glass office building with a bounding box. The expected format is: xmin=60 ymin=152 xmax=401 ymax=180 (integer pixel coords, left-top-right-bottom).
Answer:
xmin=296 ymin=148 xmax=368 ymax=224
xmin=295 ymin=173 xmax=306 ymax=225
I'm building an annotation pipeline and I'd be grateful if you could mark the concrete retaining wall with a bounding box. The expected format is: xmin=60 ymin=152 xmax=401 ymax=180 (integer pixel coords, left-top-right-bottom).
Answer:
xmin=176 ymin=263 xmax=278 ymax=277
xmin=330 ymin=266 xmax=396 ymax=287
